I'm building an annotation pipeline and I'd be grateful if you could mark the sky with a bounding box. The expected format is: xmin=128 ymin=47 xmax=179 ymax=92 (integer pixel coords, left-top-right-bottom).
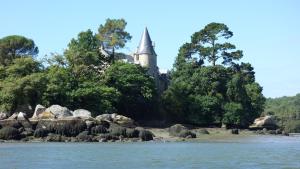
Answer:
xmin=0 ymin=0 xmax=299 ymax=98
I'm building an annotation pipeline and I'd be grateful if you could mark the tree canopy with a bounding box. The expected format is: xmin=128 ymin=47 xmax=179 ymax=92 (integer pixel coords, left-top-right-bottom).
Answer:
xmin=0 ymin=35 xmax=38 ymax=66
xmin=97 ymin=18 xmax=132 ymax=62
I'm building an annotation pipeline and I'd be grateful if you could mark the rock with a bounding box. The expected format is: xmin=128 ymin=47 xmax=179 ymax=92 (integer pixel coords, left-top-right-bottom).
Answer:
xmin=45 ymin=105 xmax=72 ymax=119
xmin=112 ymin=114 xmax=135 ymax=127
xmin=72 ymin=109 xmax=92 ymax=119
xmin=21 ymin=128 xmax=34 ymax=137
xmin=45 ymin=134 xmax=62 ymax=142
xmin=37 ymin=111 xmax=56 ymax=119
xmin=34 ymin=128 xmax=49 ymax=138
xmin=95 ymin=114 xmax=113 ymax=122
xmin=0 ymin=112 xmax=8 ymax=120
xmin=96 ymin=113 xmax=134 ymax=127
xmin=178 ymin=130 xmax=196 ymax=138
xmin=0 ymin=127 xmax=21 ymax=140
xmin=85 ymin=120 xmax=96 ymax=130
xmin=126 ymin=128 xmax=139 ymax=138
xmin=138 ymin=130 xmax=154 ymax=141
xmin=276 ymin=129 xmax=282 ymax=135
xmin=169 ymin=124 xmax=187 ymax=136
xmin=32 ymin=104 xmax=46 ymax=119
xmin=8 ymin=113 xmax=18 ymax=120
xmin=17 ymin=112 xmax=28 ymax=121
xmin=91 ymin=125 xmax=107 ymax=135
xmin=36 ymin=119 xmax=87 ymax=137
xmin=109 ymin=124 xmax=127 ymax=137
xmin=250 ymin=115 xmax=277 ymax=129
xmin=76 ymin=131 xmax=93 ymax=142
xmin=198 ymin=128 xmax=209 ymax=134
xmin=231 ymin=129 xmax=239 ymax=135
xmin=169 ymin=124 xmax=196 ymax=138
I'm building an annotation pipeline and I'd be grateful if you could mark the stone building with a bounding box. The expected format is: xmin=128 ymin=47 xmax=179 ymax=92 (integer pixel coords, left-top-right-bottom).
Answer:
xmin=101 ymin=27 xmax=169 ymax=93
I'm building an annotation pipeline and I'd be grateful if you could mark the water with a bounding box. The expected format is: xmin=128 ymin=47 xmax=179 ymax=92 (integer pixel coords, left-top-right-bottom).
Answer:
xmin=0 ymin=136 xmax=300 ymax=169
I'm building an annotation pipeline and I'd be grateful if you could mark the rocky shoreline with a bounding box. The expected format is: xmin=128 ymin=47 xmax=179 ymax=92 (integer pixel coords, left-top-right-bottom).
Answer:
xmin=0 ymin=105 xmax=291 ymax=143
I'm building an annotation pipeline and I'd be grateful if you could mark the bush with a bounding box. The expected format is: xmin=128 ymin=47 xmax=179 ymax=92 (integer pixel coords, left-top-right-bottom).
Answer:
xmin=284 ymin=120 xmax=300 ymax=133
xmin=0 ymin=127 xmax=20 ymax=140
xmin=34 ymin=128 xmax=49 ymax=138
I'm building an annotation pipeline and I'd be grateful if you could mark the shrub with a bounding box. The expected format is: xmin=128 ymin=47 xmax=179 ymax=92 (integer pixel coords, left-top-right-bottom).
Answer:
xmin=284 ymin=120 xmax=300 ymax=133
xmin=0 ymin=127 xmax=20 ymax=140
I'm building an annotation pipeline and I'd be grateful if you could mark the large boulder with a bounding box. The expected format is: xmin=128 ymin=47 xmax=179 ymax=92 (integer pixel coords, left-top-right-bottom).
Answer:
xmin=96 ymin=113 xmax=134 ymax=127
xmin=0 ymin=112 xmax=8 ymax=120
xmin=32 ymin=104 xmax=46 ymax=119
xmin=37 ymin=111 xmax=56 ymax=119
xmin=169 ymin=124 xmax=196 ymax=138
xmin=72 ymin=109 xmax=92 ymax=119
xmin=250 ymin=115 xmax=277 ymax=129
xmin=17 ymin=112 xmax=28 ymax=121
xmin=45 ymin=105 xmax=72 ymax=119
xmin=0 ymin=127 xmax=21 ymax=140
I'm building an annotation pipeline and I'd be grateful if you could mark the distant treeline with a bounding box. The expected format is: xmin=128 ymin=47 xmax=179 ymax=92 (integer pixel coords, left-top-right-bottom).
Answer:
xmin=0 ymin=19 xmax=265 ymax=128
xmin=264 ymin=94 xmax=300 ymax=132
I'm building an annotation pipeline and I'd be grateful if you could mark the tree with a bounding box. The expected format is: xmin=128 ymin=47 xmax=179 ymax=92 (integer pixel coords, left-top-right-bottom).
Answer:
xmin=0 ymin=35 xmax=38 ymax=65
xmin=97 ymin=19 xmax=132 ymax=63
xmin=65 ymin=29 xmax=105 ymax=67
xmin=191 ymin=23 xmax=243 ymax=66
xmin=104 ymin=62 xmax=156 ymax=120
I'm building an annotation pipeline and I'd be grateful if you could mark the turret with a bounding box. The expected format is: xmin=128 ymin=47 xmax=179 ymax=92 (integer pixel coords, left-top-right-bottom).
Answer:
xmin=134 ymin=27 xmax=158 ymax=77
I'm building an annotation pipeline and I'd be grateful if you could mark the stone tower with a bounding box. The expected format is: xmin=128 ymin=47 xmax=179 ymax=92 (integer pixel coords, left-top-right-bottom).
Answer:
xmin=134 ymin=27 xmax=158 ymax=79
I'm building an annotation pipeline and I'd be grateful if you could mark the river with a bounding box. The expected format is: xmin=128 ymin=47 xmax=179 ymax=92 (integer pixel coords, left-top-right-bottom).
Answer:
xmin=0 ymin=135 xmax=299 ymax=169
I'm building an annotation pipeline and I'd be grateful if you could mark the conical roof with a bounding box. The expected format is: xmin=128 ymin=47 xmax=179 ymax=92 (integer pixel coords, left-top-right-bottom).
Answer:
xmin=137 ymin=27 xmax=156 ymax=56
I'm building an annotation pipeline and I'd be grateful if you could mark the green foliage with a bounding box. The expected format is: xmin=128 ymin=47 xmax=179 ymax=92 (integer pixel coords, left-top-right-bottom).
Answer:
xmin=284 ymin=120 xmax=300 ymax=133
xmin=0 ymin=57 xmax=45 ymax=113
xmin=264 ymin=94 xmax=300 ymax=129
xmin=97 ymin=18 xmax=132 ymax=62
xmin=191 ymin=23 xmax=242 ymax=66
xmin=163 ymin=22 xmax=265 ymax=127
xmin=0 ymin=35 xmax=38 ymax=66
xmin=104 ymin=62 xmax=157 ymax=120
xmin=65 ymin=29 xmax=105 ymax=66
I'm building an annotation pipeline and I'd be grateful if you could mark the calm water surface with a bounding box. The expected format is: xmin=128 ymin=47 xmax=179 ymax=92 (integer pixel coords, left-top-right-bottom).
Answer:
xmin=0 ymin=136 xmax=300 ymax=169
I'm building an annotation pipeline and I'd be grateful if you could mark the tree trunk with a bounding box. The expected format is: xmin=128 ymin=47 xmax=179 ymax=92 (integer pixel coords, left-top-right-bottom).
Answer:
xmin=111 ymin=47 xmax=115 ymax=63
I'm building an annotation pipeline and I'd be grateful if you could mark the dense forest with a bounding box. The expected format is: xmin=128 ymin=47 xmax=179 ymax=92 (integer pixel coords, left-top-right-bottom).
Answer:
xmin=264 ymin=94 xmax=300 ymax=132
xmin=0 ymin=19 xmax=265 ymax=128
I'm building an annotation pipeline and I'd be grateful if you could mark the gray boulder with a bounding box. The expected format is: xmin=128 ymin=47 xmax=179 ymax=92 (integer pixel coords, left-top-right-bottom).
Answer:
xmin=32 ymin=104 xmax=46 ymax=119
xmin=72 ymin=109 xmax=92 ymax=119
xmin=45 ymin=105 xmax=72 ymax=119
xmin=17 ymin=112 xmax=28 ymax=121
xmin=0 ymin=112 xmax=8 ymax=120
xmin=96 ymin=113 xmax=134 ymax=127
xmin=169 ymin=124 xmax=196 ymax=138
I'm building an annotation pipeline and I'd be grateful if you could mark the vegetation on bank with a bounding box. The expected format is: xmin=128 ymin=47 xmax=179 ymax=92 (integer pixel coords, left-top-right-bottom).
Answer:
xmin=264 ymin=94 xmax=300 ymax=132
xmin=0 ymin=19 xmax=265 ymax=127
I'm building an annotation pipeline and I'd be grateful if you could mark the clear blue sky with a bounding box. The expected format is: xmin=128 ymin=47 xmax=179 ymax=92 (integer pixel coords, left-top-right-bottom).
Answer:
xmin=1 ymin=0 xmax=299 ymax=98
